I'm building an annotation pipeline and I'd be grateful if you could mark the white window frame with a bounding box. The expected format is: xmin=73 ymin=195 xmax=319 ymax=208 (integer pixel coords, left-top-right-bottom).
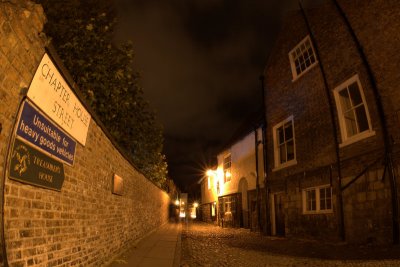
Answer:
xmin=223 ymin=153 xmax=232 ymax=183
xmin=302 ymin=185 xmax=333 ymax=214
xmin=272 ymin=115 xmax=297 ymax=171
xmin=333 ymin=74 xmax=375 ymax=147
xmin=289 ymin=35 xmax=318 ymax=81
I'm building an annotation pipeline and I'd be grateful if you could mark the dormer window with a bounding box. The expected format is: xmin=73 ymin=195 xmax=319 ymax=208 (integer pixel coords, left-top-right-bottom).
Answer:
xmin=289 ymin=36 xmax=318 ymax=81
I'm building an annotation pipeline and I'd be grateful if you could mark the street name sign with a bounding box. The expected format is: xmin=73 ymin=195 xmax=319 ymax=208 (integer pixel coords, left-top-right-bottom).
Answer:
xmin=27 ymin=53 xmax=91 ymax=145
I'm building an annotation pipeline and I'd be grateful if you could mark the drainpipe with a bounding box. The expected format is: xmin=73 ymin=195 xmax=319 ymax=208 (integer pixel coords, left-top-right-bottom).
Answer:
xmin=331 ymin=0 xmax=399 ymax=244
xmin=254 ymin=128 xmax=262 ymax=231
xmin=260 ymin=75 xmax=270 ymax=235
xmin=299 ymin=1 xmax=345 ymax=241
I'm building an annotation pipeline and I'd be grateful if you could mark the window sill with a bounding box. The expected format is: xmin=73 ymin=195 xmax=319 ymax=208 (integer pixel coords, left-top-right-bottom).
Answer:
xmin=273 ymin=159 xmax=297 ymax=172
xmin=339 ymin=130 xmax=376 ymax=148
xmin=291 ymin=61 xmax=318 ymax=82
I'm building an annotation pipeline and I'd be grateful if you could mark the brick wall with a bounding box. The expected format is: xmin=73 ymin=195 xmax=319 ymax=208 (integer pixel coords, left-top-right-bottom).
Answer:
xmin=0 ymin=1 xmax=170 ymax=266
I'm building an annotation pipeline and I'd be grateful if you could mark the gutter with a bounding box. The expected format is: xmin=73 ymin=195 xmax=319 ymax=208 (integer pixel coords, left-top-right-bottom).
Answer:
xmin=332 ymin=0 xmax=399 ymax=244
xmin=299 ymin=0 xmax=345 ymax=241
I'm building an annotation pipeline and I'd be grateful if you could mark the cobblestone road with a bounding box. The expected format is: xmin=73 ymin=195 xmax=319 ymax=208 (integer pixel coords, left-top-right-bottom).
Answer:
xmin=180 ymin=222 xmax=400 ymax=267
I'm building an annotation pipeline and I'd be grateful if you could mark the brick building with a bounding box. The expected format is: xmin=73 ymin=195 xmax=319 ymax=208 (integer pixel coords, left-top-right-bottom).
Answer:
xmin=262 ymin=0 xmax=400 ymax=244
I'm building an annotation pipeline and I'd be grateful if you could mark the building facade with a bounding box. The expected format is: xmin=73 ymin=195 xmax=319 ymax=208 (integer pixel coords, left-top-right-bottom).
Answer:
xmin=262 ymin=0 xmax=400 ymax=244
xmin=200 ymin=124 xmax=266 ymax=231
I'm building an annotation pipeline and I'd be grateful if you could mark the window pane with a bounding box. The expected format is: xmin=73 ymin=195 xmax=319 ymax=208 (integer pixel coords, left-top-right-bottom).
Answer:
xmin=339 ymin=89 xmax=352 ymax=111
xmin=279 ymin=144 xmax=286 ymax=163
xmin=284 ymin=123 xmax=293 ymax=140
xmin=306 ymin=191 xmax=311 ymax=211
xmin=344 ymin=110 xmax=357 ymax=136
xmin=355 ymin=106 xmax=369 ymax=132
xmin=320 ymin=188 xmax=326 ymax=210
xmin=306 ymin=190 xmax=316 ymax=211
xmin=320 ymin=199 xmax=326 ymax=210
xmin=320 ymin=188 xmax=326 ymax=199
xmin=305 ymin=58 xmax=311 ymax=67
xmin=311 ymin=199 xmax=316 ymax=210
xmin=278 ymin=127 xmax=284 ymax=144
xmin=287 ymin=140 xmax=294 ymax=160
xmin=348 ymin=82 xmax=362 ymax=106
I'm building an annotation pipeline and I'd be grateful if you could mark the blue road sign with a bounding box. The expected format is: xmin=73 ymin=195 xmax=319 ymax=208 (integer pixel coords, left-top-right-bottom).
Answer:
xmin=16 ymin=100 xmax=76 ymax=165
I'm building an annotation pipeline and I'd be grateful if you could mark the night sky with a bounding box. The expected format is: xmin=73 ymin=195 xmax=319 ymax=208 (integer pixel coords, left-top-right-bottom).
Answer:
xmin=116 ymin=0 xmax=301 ymax=190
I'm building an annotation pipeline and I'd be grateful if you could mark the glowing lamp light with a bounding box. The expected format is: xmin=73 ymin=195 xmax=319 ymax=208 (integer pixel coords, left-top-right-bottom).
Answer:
xmin=206 ymin=169 xmax=214 ymax=177
xmin=216 ymin=168 xmax=224 ymax=180
xmin=225 ymin=171 xmax=231 ymax=178
xmin=193 ymin=202 xmax=199 ymax=208
xmin=175 ymin=199 xmax=179 ymax=206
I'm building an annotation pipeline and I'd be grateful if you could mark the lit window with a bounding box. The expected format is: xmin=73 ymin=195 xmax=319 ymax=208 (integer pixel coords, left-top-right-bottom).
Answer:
xmin=223 ymin=154 xmax=231 ymax=182
xmin=303 ymin=185 xmax=332 ymax=214
xmin=289 ymin=36 xmax=318 ymax=80
xmin=273 ymin=116 xmax=296 ymax=169
xmin=333 ymin=74 xmax=375 ymax=146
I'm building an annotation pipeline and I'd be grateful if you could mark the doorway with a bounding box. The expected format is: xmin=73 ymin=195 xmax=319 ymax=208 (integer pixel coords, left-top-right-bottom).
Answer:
xmin=238 ymin=178 xmax=249 ymax=228
xmin=271 ymin=193 xmax=285 ymax=236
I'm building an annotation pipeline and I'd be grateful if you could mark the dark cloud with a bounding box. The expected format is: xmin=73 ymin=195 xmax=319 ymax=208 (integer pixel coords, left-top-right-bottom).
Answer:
xmin=116 ymin=0 xmax=298 ymax=190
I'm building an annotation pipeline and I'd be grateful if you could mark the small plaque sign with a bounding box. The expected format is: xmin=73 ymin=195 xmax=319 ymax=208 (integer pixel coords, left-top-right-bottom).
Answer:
xmin=112 ymin=174 xmax=123 ymax=195
xmin=16 ymin=100 xmax=76 ymax=166
xmin=9 ymin=138 xmax=65 ymax=191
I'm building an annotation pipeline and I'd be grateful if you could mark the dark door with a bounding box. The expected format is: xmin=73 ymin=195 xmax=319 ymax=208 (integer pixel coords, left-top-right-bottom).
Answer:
xmin=274 ymin=194 xmax=285 ymax=236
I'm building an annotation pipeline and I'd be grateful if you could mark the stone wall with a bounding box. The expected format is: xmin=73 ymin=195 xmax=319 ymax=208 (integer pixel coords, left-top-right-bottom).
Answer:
xmin=0 ymin=1 xmax=170 ymax=266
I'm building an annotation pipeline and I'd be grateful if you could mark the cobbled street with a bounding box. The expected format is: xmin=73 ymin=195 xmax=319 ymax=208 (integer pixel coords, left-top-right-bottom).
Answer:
xmin=180 ymin=222 xmax=400 ymax=267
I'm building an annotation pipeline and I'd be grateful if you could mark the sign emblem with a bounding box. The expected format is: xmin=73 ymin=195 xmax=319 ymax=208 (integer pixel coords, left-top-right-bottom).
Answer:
xmin=11 ymin=144 xmax=30 ymax=176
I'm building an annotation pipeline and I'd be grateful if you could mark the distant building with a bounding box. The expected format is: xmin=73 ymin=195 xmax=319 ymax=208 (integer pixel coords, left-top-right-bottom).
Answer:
xmin=200 ymin=115 xmax=266 ymax=231
xmin=262 ymin=0 xmax=400 ymax=244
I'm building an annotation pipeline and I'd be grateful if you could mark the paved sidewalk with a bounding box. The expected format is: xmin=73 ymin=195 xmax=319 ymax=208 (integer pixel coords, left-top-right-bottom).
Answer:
xmin=109 ymin=222 xmax=181 ymax=267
